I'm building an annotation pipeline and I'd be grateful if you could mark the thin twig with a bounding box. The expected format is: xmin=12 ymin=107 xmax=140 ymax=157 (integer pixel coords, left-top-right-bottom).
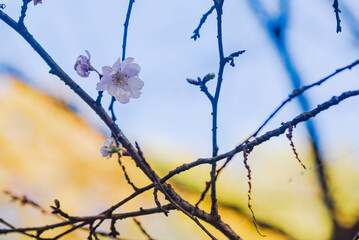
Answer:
xmin=195 ymin=181 xmax=211 ymax=207
xmin=332 ymin=0 xmax=342 ymax=33
xmin=191 ymin=4 xmax=216 ymax=41
xmin=108 ymin=0 xmax=135 ymax=123
xmin=133 ymin=218 xmax=154 ymax=240
xmin=195 ymin=154 xmax=234 ymax=208
xmin=122 ymin=0 xmax=135 ymax=61
xmin=286 ymin=124 xmax=306 ymax=170
xmin=153 ymin=187 xmax=169 ymax=216
xmin=249 ymin=59 xmax=359 ymax=140
xmin=117 ymin=154 xmax=138 ymax=191
xmin=18 ymin=0 xmax=31 ymax=26
xmin=3 ymin=190 xmax=47 ymax=214
xmin=108 ymin=96 xmax=117 ymax=121
xmin=242 ymin=144 xmax=264 ymax=237
xmin=95 ymin=91 xmax=103 ymax=104
xmin=0 ymin=218 xmax=41 ymax=239
xmin=224 ymin=50 xmax=246 ymax=67
xmin=109 ymin=219 xmax=120 ymax=238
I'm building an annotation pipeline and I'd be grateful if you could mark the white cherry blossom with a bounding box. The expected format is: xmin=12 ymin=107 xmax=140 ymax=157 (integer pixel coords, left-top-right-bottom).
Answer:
xmin=96 ymin=57 xmax=144 ymax=104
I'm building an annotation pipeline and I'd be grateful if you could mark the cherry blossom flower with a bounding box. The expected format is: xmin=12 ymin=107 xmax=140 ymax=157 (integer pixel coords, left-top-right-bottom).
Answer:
xmin=100 ymin=138 xmax=121 ymax=158
xmin=74 ymin=50 xmax=92 ymax=77
xmin=96 ymin=57 xmax=144 ymax=104
xmin=33 ymin=0 xmax=42 ymax=5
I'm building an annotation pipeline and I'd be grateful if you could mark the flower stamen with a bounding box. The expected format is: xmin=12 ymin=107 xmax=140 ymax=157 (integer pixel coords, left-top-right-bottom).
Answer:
xmin=113 ymin=72 xmax=129 ymax=86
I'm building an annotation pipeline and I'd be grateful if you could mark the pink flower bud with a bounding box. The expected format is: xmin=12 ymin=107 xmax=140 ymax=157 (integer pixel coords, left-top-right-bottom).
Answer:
xmin=186 ymin=78 xmax=200 ymax=86
xmin=33 ymin=0 xmax=42 ymax=5
xmin=74 ymin=50 xmax=91 ymax=77
xmin=202 ymin=73 xmax=215 ymax=83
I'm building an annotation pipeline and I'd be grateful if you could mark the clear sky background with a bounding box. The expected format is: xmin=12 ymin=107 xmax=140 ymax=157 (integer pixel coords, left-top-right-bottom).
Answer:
xmin=1 ymin=0 xmax=359 ymax=165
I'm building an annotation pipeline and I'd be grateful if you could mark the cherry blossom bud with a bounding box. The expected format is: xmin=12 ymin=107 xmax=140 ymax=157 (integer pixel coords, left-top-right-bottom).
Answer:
xmin=33 ymin=0 xmax=42 ymax=5
xmin=74 ymin=50 xmax=92 ymax=77
xmin=202 ymin=73 xmax=215 ymax=83
xmin=186 ymin=78 xmax=200 ymax=86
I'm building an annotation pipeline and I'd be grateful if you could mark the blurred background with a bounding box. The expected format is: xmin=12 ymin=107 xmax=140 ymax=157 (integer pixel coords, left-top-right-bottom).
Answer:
xmin=0 ymin=0 xmax=359 ymax=239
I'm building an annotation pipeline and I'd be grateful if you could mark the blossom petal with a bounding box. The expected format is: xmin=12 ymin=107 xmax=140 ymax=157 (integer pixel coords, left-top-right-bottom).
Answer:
xmin=85 ymin=50 xmax=91 ymax=60
xmin=102 ymin=66 xmax=112 ymax=75
xmin=123 ymin=63 xmax=141 ymax=77
xmin=96 ymin=76 xmax=111 ymax=91
xmin=112 ymin=58 xmax=123 ymax=71
xmin=112 ymin=86 xmax=131 ymax=103
xmin=128 ymin=77 xmax=144 ymax=90
xmin=75 ymin=63 xmax=90 ymax=77
xmin=120 ymin=57 xmax=134 ymax=70
xmin=104 ymin=138 xmax=113 ymax=145
xmin=107 ymin=82 xmax=119 ymax=97
xmin=128 ymin=77 xmax=143 ymax=98
xmin=116 ymin=93 xmax=131 ymax=103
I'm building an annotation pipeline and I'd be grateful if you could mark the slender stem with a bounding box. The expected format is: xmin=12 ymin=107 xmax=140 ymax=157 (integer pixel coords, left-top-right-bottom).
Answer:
xmin=210 ymin=0 xmax=225 ymax=217
xmin=108 ymin=96 xmax=117 ymax=121
xmin=18 ymin=0 xmax=31 ymax=26
xmin=122 ymin=0 xmax=135 ymax=61
xmin=332 ymin=0 xmax=342 ymax=33
xmin=108 ymin=0 xmax=135 ymax=121
xmin=191 ymin=4 xmax=216 ymax=41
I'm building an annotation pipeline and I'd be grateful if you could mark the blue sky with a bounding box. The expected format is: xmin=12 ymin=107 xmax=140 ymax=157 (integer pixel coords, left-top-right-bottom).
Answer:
xmin=1 ymin=0 xmax=359 ymax=164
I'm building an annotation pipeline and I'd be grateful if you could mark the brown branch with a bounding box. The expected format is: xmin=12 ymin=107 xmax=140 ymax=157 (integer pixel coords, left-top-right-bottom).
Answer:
xmin=0 ymin=218 xmax=46 ymax=239
xmin=0 ymin=205 xmax=176 ymax=235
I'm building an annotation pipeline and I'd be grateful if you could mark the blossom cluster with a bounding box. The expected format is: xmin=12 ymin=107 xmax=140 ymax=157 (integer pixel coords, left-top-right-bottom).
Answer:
xmin=74 ymin=51 xmax=144 ymax=104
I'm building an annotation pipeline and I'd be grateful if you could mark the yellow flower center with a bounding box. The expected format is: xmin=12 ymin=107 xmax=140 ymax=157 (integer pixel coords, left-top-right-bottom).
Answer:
xmin=113 ymin=72 xmax=129 ymax=86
